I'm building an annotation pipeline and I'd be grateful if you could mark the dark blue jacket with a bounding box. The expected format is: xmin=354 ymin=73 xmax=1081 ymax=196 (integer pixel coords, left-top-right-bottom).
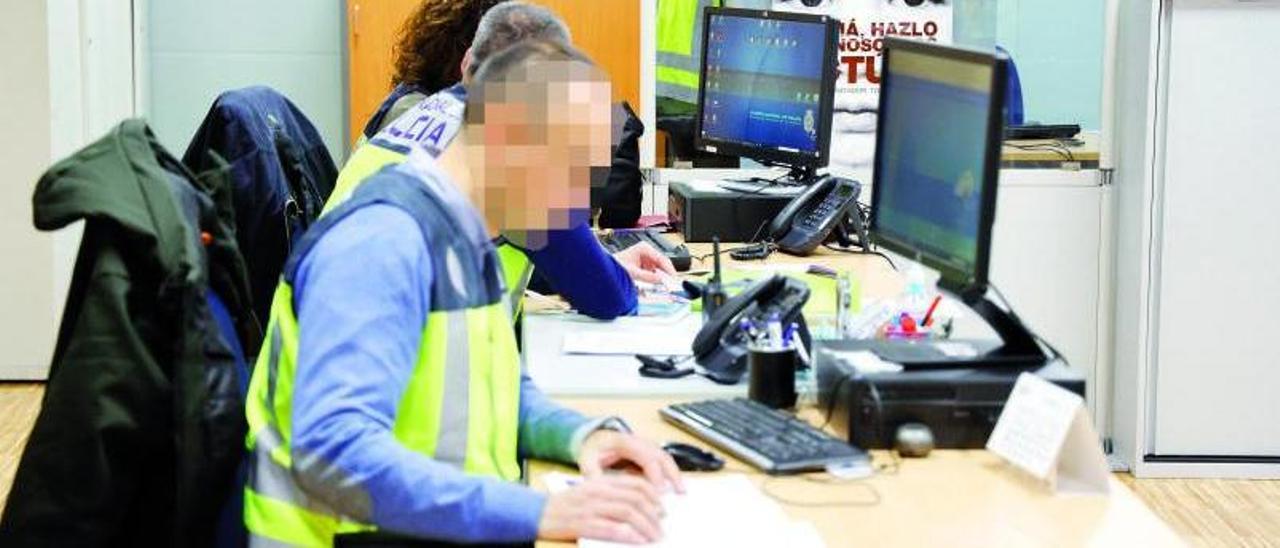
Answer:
xmin=183 ymin=86 xmax=338 ymax=325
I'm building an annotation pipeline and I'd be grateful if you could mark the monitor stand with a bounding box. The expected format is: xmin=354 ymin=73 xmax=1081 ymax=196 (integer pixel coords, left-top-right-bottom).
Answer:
xmin=965 ymin=292 xmax=1047 ymax=367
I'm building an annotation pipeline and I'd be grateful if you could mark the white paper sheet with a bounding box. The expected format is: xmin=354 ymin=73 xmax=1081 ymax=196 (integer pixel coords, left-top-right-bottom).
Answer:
xmin=561 ymin=330 xmax=695 ymax=356
xmin=543 ymin=473 xmax=826 ymax=548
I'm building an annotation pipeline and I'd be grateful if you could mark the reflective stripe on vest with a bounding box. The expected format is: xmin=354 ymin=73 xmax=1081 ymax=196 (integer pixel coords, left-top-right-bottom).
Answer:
xmin=244 ymin=173 xmax=521 ymax=547
xmin=656 ymin=0 xmax=719 ymax=104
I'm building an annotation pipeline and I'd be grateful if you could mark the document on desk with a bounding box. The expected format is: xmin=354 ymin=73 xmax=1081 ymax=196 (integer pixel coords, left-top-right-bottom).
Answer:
xmin=561 ymin=329 xmax=696 ymax=356
xmin=543 ymin=473 xmax=825 ymax=548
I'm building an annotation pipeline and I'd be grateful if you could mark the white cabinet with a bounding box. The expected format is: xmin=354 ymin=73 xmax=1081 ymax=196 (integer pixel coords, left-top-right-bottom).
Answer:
xmin=989 ymin=170 xmax=1108 ymax=423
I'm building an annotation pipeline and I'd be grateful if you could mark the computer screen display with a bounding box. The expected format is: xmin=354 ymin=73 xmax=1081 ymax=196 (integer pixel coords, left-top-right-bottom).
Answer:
xmin=870 ymin=39 xmax=1005 ymax=292
xmin=696 ymin=9 xmax=836 ymax=169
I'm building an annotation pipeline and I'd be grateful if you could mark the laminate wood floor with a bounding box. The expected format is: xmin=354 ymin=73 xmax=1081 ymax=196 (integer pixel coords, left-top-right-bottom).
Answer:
xmin=2 ymin=383 xmax=1277 ymax=545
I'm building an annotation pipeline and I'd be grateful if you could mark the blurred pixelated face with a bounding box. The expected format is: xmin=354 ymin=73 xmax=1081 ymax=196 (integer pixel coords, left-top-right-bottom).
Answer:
xmin=467 ymin=60 xmax=612 ymax=249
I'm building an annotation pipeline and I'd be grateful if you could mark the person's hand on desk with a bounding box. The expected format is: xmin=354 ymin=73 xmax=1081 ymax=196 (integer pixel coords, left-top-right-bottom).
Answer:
xmin=538 ymin=474 xmax=664 ymax=544
xmin=577 ymin=429 xmax=685 ymax=493
xmin=538 ymin=430 xmax=684 ymax=544
xmin=613 ymin=242 xmax=677 ymax=284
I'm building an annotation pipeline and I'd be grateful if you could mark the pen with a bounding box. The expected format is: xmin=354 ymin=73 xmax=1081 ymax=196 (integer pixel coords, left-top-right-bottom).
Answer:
xmin=922 ymin=294 xmax=942 ymax=327
xmin=790 ymin=328 xmax=811 ymax=366
xmin=766 ymin=313 xmax=783 ymax=350
xmin=782 ymin=323 xmax=796 ymax=348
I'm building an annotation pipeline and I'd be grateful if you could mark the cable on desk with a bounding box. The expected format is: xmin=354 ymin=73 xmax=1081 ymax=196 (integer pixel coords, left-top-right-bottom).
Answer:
xmin=822 ymin=243 xmax=898 ymax=272
xmin=692 ymin=219 xmax=774 ymax=262
xmin=761 ymin=475 xmax=882 ymax=508
xmin=1005 ymin=140 xmax=1077 ymax=162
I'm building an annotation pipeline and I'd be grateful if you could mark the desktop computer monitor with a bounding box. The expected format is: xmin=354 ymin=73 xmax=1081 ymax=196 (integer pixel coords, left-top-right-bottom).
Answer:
xmin=869 ymin=37 xmax=1008 ymax=299
xmin=694 ymin=8 xmax=838 ymax=181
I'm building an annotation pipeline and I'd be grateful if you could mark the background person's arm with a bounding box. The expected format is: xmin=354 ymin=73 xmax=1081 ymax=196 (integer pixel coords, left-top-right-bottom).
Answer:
xmin=522 ymin=222 xmax=637 ymax=319
xmin=290 ymin=205 xmax=545 ymax=543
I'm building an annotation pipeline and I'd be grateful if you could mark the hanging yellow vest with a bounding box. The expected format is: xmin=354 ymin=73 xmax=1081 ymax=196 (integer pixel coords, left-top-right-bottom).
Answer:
xmin=243 ymin=168 xmax=521 ymax=547
xmin=657 ymin=0 xmax=721 ymax=105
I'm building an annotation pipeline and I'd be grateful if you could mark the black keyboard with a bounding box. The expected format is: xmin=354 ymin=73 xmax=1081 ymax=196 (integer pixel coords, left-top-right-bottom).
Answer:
xmin=660 ymin=398 xmax=866 ymax=474
xmin=599 ymin=228 xmax=692 ymax=271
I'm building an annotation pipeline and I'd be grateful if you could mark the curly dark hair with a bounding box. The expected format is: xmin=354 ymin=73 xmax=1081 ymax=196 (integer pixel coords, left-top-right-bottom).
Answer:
xmin=390 ymin=0 xmax=503 ymax=94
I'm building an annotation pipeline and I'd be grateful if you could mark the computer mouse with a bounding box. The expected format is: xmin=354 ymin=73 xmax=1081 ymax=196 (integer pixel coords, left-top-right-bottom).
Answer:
xmin=895 ymin=422 xmax=935 ymax=458
xmin=662 ymin=442 xmax=725 ymax=472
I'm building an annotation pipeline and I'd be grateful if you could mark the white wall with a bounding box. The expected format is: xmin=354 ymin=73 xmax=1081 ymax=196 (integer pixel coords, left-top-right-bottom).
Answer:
xmin=144 ymin=0 xmax=345 ymax=162
xmin=0 ymin=0 xmax=139 ymax=380
xmin=0 ymin=1 xmax=57 ymax=380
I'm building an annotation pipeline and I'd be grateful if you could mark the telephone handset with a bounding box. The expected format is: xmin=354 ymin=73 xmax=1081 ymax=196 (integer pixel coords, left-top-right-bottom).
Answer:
xmin=692 ymin=275 xmax=811 ymax=385
xmin=767 ymin=175 xmax=863 ymax=256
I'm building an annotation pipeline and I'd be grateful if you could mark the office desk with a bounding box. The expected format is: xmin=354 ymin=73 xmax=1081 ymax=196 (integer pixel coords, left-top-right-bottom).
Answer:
xmin=523 ymin=241 xmax=913 ymax=397
xmin=1001 ymin=131 xmax=1101 ymax=170
xmin=524 ymin=238 xmax=999 ymax=397
xmin=529 ymin=398 xmax=1184 ymax=548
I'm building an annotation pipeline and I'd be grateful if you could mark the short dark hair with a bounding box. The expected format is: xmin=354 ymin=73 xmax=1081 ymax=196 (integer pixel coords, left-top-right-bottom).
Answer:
xmin=467 ymin=2 xmax=572 ymax=77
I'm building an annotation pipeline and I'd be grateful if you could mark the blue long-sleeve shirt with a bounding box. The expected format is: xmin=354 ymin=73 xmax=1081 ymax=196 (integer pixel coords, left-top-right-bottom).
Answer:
xmin=289 ymin=202 xmax=601 ymax=543
xmin=515 ymin=223 xmax=638 ymax=318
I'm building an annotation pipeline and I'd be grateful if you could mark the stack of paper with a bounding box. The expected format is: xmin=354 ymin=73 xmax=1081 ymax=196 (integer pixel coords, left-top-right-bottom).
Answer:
xmin=543 ymin=473 xmax=826 ymax=548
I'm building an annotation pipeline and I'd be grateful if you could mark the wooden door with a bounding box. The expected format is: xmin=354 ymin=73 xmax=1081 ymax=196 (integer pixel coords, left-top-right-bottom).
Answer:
xmin=346 ymin=1 xmax=641 ymax=147
xmin=346 ymin=0 xmax=421 ymax=148
xmin=531 ymin=0 xmax=641 ymax=111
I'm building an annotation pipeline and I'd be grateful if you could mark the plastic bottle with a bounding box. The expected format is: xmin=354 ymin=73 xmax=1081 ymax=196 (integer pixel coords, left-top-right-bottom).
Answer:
xmin=902 ymin=263 xmax=932 ymax=319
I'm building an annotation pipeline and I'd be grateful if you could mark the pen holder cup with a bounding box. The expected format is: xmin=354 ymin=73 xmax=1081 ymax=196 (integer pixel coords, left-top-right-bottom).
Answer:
xmin=747 ymin=346 xmax=799 ymax=409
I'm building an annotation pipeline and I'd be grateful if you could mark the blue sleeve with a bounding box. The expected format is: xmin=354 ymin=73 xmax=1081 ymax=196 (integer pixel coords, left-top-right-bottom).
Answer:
xmin=290 ymin=205 xmax=546 ymax=543
xmin=522 ymin=223 xmax=637 ymax=319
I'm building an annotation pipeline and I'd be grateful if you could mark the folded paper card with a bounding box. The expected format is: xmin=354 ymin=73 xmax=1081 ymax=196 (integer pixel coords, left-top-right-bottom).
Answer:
xmin=986 ymin=372 xmax=1110 ymax=494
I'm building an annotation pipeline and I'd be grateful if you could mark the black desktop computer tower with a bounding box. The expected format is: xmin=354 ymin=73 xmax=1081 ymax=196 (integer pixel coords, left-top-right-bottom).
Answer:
xmin=668 ymin=181 xmax=796 ymax=243
xmin=814 ymin=340 xmax=1086 ymax=450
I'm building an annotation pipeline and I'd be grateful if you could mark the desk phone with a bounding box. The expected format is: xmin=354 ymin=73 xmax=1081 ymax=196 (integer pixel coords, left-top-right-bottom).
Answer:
xmin=767 ymin=176 xmax=864 ymax=255
xmin=692 ymin=275 xmax=811 ymax=385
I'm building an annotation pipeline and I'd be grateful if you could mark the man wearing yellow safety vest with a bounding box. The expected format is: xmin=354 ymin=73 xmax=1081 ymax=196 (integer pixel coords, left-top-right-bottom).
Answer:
xmin=340 ymin=2 xmax=677 ymax=322
xmin=243 ymin=39 xmax=683 ymax=546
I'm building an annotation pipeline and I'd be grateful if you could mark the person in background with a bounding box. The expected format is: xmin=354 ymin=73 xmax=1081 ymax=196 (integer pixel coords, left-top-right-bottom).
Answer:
xmin=243 ymin=39 xmax=683 ymax=547
xmin=339 ymin=1 xmax=676 ymax=321
xmin=357 ymin=0 xmax=502 ymax=147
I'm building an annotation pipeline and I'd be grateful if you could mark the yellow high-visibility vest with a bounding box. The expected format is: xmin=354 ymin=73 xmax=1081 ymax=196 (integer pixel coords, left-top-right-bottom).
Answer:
xmin=657 ymin=0 xmax=722 ymax=104
xmin=243 ymin=166 xmax=521 ymax=547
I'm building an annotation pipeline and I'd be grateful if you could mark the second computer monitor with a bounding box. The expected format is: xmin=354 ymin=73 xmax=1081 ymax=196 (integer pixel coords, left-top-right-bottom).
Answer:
xmin=695 ymin=8 xmax=838 ymax=175
xmin=869 ymin=37 xmax=1007 ymax=298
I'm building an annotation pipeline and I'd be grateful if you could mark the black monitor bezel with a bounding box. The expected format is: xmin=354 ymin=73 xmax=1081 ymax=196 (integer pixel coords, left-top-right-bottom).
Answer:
xmin=693 ymin=7 xmax=839 ymax=171
xmin=869 ymin=37 xmax=1008 ymax=302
